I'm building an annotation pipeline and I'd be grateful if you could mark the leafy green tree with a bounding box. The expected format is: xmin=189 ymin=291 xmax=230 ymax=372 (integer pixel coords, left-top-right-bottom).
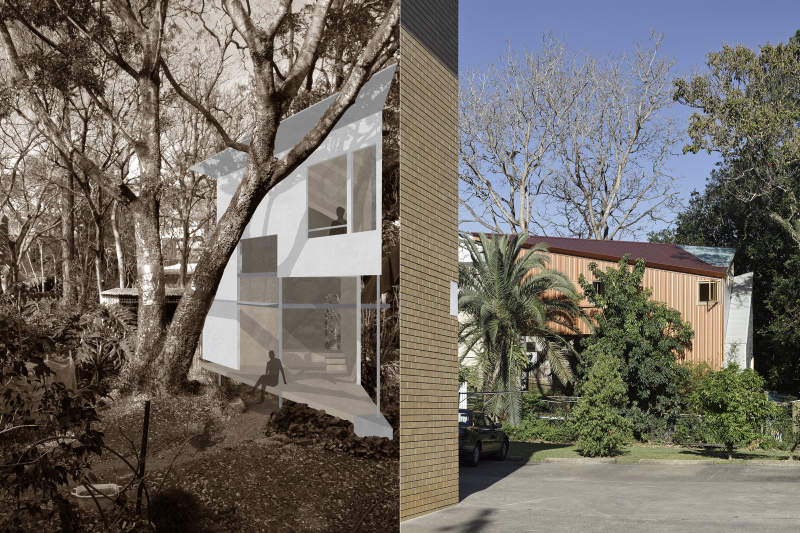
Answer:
xmin=657 ymin=162 xmax=800 ymax=393
xmin=577 ymin=257 xmax=693 ymax=438
xmin=459 ymin=233 xmax=586 ymax=424
xmin=572 ymin=353 xmax=632 ymax=457
xmin=691 ymin=363 xmax=776 ymax=459
xmin=674 ymin=36 xmax=800 ymax=247
xmin=673 ymin=33 xmax=800 ymax=392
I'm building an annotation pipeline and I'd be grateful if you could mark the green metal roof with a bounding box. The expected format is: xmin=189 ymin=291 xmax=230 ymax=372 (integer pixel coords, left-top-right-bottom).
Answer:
xmin=677 ymin=245 xmax=735 ymax=268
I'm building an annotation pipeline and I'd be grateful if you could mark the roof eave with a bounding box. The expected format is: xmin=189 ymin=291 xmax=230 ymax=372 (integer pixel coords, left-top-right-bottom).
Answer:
xmin=540 ymin=246 xmax=729 ymax=279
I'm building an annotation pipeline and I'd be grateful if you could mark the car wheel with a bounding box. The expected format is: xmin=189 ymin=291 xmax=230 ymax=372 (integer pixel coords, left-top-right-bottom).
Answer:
xmin=495 ymin=440 xmax=509 ymax=461
xmin=468 ymin=443 xmax=481 ymax=467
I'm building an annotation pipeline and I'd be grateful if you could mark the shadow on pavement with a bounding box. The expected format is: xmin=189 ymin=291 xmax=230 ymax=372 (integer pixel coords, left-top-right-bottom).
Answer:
xmin=679 ymin=448 xmax=788 ymax=460
xmin=422 ymin=509 xmax=497 ymax=532
xmin=459 ymin=442 xmax=571 ymax=501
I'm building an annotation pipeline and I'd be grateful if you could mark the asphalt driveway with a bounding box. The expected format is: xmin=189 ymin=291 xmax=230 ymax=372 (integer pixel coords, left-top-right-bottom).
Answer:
xmin=401 ymin=461 xmax=800 ymax=532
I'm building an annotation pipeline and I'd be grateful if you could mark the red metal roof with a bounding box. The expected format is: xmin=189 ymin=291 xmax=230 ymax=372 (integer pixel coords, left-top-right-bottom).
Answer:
xmin=521 ymin=235 xmax=730 ymax=278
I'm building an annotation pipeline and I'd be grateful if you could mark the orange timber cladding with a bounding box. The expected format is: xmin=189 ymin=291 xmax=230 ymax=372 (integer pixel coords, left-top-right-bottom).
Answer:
xmin=523 ymin=249 xmax=728 ymax=370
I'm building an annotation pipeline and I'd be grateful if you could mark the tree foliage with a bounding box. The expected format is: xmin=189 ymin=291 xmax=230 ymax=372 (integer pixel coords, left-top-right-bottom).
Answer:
xmin=674 ymin=35 xmax=800 ymax=246
xmin=658 ymin=165 xmax=800 ymax=392
xmin=690 ymin=363 xmax=776 ymax=458
xmin=459 ymin=232 xmax=586 ymax=424
xmin=572 ymin=352 xmax=632 ymax=457
xmin=577 ymin=257 xmax=693 ymax=436
xmin=664 ymin=31 xmax=800 ymax=394
xmin=0 ymin=297 xmax=104 ymax=530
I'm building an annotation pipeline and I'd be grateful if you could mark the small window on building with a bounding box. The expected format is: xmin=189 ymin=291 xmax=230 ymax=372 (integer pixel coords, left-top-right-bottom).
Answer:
xmin=698 ymin=280 xmax=719 ymax=304
xmin=308 ymin=155 xmax=348 ymax=238
xmin=352 ymin=146 xmax=376 ymax=233
xmin=592 ymin=280 xmax=605 ymax=295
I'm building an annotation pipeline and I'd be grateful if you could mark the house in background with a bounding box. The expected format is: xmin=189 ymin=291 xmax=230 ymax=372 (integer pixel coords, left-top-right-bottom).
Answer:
xmin=459 ymin=235 xmax=755 ymax=387
xmin=522 ymin=236 xmax=754 ymax=372
xmin=189 ymin=65 xmax=397 ymax=439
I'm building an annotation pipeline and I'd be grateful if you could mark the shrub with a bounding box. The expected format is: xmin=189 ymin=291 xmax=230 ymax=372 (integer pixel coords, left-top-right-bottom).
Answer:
xmin=572 ymin=353 xmax=632 ymax=456
xmin=74 ymin=304 xmax=135 ymax=390
xmin=577 ymin=257 xmax=693 ymax=439
xmin=0 ymin=301 xmax=104 ymax=530
xmin=519 ymin=390 xmax=547 ymax=417
xmin=506 ymin=417 xmax=575 ymax=443
xmin=691 ymin=363 xmax=777 ymax=458
xmin=672 ymin=414 xmax=715 ymax=446
xmin=679 ymin=362 xmax=713 ymax=412
xmin=625 ymin=405 xmax=670 ymax=443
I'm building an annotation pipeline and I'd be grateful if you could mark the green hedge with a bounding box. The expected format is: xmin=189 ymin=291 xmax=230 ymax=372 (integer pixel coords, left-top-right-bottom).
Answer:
xmin=505 ymin=416 xmax=576 ymax=443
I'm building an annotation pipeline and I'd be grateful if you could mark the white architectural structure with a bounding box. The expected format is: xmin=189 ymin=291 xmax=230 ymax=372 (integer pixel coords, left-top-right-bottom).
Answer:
xmin=724 ymin=272 xmax=755 ymax=370
xmin=191 ymin=65 xmax=396 ymax=438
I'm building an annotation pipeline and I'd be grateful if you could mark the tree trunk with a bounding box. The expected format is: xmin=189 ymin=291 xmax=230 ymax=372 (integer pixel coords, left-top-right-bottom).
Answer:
xmin=125 ymin=73 xmax=167 ymax=389
xmin=179 ymin=218 xmax=190 ymax=288
xmin=129 ymin=192 xmax=166 ymax=386
xmin=158 ymin=157 xmax=276 ymax=389
xmin=38 ymin=240 xmax=44 ymax=292
xmin=0 ymin=215 xmax=9 ymax=293
xmin=111 ymin=200 xmax=126 ymax=288
xmin=93 ymin=213 xmax=105 ymax=300
xmin=78 ymin=229 xmax=90 ymax=309
xmin=7 ymin=243 xmax=19 ymax=289
xmin=60 ymin=170 xmax=75 ymax=305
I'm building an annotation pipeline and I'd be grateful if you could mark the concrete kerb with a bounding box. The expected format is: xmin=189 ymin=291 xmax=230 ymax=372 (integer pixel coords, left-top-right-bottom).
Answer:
xmin=507 ymin=456 xmax=617 ymax=464
xmin=506 ymin=456 xmax=800 ymax=465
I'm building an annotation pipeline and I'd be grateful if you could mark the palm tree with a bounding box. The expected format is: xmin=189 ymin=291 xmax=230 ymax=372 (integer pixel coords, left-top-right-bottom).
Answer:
xmin=459 ymin=232 xmax=587 ymax=424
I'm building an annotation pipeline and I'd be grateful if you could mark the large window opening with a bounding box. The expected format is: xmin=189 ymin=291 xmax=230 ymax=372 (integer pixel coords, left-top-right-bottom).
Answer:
xmin=238 ymin=235 xmax=279 ymax=372
xmin=308 ymin=155 xmax=348 ymax=238
xmin=282 ymin=277 xmax=358 ymax=380
xmin=307 ymin=146 xmax=377 ymax=239
xmin=352 ymin=146 xmax=377 ymax=233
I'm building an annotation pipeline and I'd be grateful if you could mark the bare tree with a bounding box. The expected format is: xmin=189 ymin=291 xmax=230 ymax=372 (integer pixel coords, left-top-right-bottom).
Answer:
xmin=546 ymin=33 xmax=680 ymax=240
xmin=159 ymin=58 xmax=245 ymax=288
xmin=460 ymin=34 xmax=681 ymax=240
xmin=459 ymin=37 xmax=583 ymax=234
xmin=0 ymin=122 xmax=59 ymax=292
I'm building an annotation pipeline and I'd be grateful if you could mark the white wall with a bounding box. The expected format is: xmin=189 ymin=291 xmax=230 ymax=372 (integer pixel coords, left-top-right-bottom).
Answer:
xmin=244 ymin=112 xmax=383 ymax=277
xmin=199 ymin=65 xmax=394 ymax=371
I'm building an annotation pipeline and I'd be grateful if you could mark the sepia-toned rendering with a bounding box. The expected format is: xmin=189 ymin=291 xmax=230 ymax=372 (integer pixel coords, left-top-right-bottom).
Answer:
xmin=1 ymin=0 xmax=410 ymax=531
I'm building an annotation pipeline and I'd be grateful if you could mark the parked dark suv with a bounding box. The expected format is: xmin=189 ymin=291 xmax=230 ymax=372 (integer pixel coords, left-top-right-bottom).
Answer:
xmin=458 ymin=409 xmax=509 ymax=466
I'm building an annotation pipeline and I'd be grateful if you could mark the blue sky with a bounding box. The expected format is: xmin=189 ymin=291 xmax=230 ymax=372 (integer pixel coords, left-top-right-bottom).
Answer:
xmin=458 ymin=0 xmax=800 ymax=237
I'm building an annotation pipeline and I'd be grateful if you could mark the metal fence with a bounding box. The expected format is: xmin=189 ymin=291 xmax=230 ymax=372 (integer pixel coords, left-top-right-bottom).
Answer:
xmin=458 ymin=390 xmax=580 ymax=420
xmin=458 ymin=388 xmax=799 ymax=449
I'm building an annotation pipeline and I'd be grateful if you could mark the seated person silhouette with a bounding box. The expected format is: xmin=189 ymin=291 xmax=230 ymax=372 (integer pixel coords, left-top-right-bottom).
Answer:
xmin=252 ymin=350 xmax=287 ymax=404
xmin=329 ymin=206 xmax=346 ymax=235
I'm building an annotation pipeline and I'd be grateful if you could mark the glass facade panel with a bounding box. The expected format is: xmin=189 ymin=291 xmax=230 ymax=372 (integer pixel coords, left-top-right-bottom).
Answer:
xmin=283 ymin=276 xmax=356 ymax=305
xmin=308 ymin=155 xmax=348 ymax=238
xmin=352 ymin=146 xmax=376 ymax=233
xmin=239 ymin=306 xmax=280 ymax=373
xmin=360 ymin=275 xmax=378 ymax=304
xmin=239 ymin=276 xmax=279 ymax=303
xmin=240 ymin=235 xmax=277 ymax=274
xmin=282 ymin=307 xmax=356 ymax=380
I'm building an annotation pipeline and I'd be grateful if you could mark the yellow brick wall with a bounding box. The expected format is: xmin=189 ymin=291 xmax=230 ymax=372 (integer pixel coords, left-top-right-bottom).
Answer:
xmin=399 ymin=28 xmax=460 ymax=520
